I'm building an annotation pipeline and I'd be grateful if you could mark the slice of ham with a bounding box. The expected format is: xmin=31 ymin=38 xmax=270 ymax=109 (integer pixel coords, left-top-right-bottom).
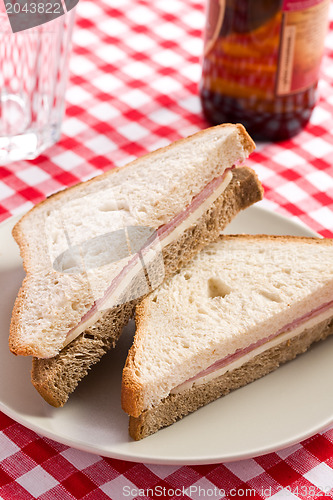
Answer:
xmin=64 ymin=168 xmax=232 ymax=343
xmin=156 ymin=170 xmax=231 ymax=240
xmin=176 ymin=298 xmax=333 ymax=387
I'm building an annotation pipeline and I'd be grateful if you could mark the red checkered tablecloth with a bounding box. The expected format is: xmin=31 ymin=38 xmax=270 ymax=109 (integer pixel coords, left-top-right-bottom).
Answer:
xmin=1 ymin=0 xmax=333 ymax=498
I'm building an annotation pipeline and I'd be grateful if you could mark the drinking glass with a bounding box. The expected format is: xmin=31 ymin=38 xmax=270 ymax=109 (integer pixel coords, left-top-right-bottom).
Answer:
xmin=0 ymin=6 xmax=75 ymax=163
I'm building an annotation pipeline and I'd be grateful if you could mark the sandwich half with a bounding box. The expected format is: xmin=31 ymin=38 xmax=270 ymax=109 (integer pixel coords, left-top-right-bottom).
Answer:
xmin=122 ymin=235 xmax=333 ymax=440
xmin=9 ymin=124 xmax=263 ymax=406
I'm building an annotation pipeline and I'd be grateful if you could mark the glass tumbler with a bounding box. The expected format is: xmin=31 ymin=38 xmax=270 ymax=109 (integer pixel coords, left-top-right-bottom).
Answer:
xmin=0 ymin=6 xmax=75 ymax=163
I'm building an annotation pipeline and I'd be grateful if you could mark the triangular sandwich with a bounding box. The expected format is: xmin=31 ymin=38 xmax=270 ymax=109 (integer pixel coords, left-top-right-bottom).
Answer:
xmin=122 ymin=235 xmax=333 ymax=439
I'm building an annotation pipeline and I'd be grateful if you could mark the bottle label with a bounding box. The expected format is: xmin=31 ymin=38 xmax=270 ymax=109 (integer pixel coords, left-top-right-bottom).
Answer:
xmin=276 ymin=0 xmax=330 ymax=95
xmin=283 ymin=0 xmax=325 ymax=10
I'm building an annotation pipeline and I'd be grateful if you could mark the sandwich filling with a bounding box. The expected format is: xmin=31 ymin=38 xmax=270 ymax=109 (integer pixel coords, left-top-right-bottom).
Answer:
xmin=63 ymin=169 xmax=233 ymax=347
xmin=171 ymin=300 xmax=333 ymax=394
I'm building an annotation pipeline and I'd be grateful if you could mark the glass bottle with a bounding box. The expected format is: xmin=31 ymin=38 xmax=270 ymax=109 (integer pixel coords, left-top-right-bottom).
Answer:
xmin=200 ymin=0 xmax=330 ymax=141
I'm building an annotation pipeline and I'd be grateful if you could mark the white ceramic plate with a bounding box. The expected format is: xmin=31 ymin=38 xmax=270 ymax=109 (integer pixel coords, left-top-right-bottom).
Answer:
xmin=1 ymin=205 xmax=332 ymax=465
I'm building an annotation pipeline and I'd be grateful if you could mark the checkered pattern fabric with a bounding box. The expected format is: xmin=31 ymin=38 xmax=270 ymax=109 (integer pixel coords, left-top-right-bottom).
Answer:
xmin=1 ymin=0 xmax=333 ymax=498
xmin=1 ymin=414 xmax=333 ymax=499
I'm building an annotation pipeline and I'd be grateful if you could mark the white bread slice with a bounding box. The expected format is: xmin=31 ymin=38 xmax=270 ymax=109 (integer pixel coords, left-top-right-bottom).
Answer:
xmin=122 ymin=235 xmax=333 ymax=440
xmin=10 ymin=124 xmax=256 ymax=359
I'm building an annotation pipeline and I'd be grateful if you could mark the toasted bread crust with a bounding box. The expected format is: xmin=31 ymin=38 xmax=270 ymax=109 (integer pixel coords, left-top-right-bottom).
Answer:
xmin=9 ymin=276 xmax=31 ymax=355
xmin=128 ymin=315 xmax=333 ymax=440
xmin=32 ymin=166 xmax=263 ymax=407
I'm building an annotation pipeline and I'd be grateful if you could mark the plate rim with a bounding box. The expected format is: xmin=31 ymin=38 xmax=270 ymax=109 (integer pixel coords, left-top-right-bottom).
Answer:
xmin=1 ymin=398 xmax=333 ymax=465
